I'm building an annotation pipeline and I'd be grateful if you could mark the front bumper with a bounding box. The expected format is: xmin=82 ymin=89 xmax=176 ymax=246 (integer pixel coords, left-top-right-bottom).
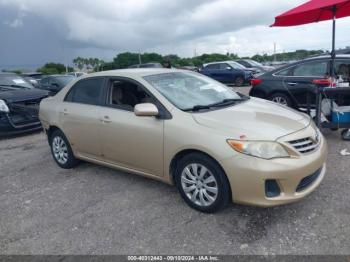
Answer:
xmin=220 ymin=127 xmax=327 ymax=207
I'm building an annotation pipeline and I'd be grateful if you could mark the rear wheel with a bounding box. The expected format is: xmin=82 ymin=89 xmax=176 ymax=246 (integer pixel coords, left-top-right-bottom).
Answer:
xmin=269 ymin=93 xmax=292 ymax=107
xmin=50 ymin=129 xmax=79 ymax=169
xmin=175 ymin=153 xmax=230 ymax=213
xmin=341 ymin=129 xmax=350 ymax=141
xmin=235 ymin=76 xmax=244 ymax=87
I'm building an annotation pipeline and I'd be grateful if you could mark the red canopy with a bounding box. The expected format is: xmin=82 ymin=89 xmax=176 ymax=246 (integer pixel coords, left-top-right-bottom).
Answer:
xmin=272 ymin=0 xmax=350 ymax=27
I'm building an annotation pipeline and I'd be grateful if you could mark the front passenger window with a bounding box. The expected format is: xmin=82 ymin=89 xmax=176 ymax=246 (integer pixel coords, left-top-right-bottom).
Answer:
xmin=65 ymin=78 xmax=104 ymax=106
xmin=108 ymin=80 xmax=155 ymax=111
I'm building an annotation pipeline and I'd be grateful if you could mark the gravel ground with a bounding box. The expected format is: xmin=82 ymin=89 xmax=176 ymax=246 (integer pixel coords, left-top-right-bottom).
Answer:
xmin=0 ymin=86 xmax=350 ymax=255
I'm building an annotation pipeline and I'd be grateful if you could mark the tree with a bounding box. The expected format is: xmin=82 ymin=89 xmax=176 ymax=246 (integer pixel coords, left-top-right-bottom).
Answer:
xmin=37 ymin=63 xmax=73 ymax=75
xmin=73 ymin=57 xmax=84 ymax=70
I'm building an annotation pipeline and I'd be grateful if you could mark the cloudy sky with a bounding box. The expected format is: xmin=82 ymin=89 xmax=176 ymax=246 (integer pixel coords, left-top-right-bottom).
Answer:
xmin=1 ymin=0 xmax=350 ymax=70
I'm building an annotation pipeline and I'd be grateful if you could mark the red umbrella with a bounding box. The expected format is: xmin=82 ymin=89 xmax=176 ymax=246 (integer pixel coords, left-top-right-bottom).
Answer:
xmin=271 ymin=0 xmax=350 ymax=77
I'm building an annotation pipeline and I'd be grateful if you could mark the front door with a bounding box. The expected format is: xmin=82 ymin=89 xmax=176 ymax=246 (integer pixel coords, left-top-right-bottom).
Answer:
xmin=99 ymin=78 xmax=164 ymax=176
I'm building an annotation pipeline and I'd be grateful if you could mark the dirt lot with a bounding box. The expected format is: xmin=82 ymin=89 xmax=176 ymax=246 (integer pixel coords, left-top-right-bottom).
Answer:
xmin=1 ymin=86 xmax=350 ymax=255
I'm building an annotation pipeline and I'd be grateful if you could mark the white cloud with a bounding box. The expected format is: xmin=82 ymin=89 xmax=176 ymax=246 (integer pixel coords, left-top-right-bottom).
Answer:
xmin=0 ymin=0 xmax=350 ymax=61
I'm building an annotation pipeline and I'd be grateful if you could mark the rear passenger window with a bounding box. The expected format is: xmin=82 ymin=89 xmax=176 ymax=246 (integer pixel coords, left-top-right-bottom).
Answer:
xmin=293 ymin=61 xmax=328 ymax=77
xmin=65 ymin=78 xmax=104 ymax=105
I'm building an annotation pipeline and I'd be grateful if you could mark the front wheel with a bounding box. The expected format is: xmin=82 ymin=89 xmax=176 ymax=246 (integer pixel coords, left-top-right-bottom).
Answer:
xmin=175 ymin=153 xmax=231 ymax=213
xmin=50 ymin=129 xmax=80 ymax=169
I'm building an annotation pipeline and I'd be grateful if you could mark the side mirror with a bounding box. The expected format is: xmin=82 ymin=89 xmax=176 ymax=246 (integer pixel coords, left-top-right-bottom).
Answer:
xmin=134 ymin=103 xmax=159 ymax=117
xmin=226 ymin=67 xmax=232 ymax=70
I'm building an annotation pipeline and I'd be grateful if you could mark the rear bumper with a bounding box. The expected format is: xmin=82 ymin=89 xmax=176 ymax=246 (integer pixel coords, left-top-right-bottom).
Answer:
xmin=0 ymin=113 xmax=42 ymax=137
xmin=220 ymin=132 xmax=327 ymax=207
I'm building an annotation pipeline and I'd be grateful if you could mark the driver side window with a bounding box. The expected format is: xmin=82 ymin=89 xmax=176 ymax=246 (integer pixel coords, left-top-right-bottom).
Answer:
xmin=108 ymin=80 xmax=155 ymax=111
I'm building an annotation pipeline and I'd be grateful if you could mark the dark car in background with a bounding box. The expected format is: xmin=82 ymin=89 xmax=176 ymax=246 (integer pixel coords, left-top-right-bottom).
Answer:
xmin=199 ymin=61 xmax=254 ymax=86
xmin=39 ymin=75 xmax=75 ymax=96
xmin=21 ymin=72 xmax=44 ymax=81
xmin=21 ymin=72 xmax=44 ymax=88
xmin=236 ymin=59 xmax=275 ymax=74
xmin=0 ymin=73 xmax=48 ymax=136
xmin=249 ymin=54 xmax=350 ymax=108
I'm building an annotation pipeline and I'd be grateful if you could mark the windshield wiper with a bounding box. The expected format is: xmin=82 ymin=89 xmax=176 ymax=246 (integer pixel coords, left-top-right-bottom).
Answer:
xmin=0 ymin=84 xmax=30 ymax=89
xmin=210 ymin=98 xmax=248 ymax=108
xmin=183 ymin=105 xmax=211 ymax=112
xmin=183 ymin=98 xmax=247 ymax=112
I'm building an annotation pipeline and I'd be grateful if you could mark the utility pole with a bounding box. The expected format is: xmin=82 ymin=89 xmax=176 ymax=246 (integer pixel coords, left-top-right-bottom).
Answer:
xmin=138 ymin=50 xmax=142 ymax=65
xmin=273 ymin=42 xmax=277 ymax=62
xmin=63 ymin=42 xmax=68 ymax=73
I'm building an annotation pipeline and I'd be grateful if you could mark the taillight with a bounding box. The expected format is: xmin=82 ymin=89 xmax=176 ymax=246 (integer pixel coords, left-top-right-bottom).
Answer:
xmin=251 ymin=78 xmax=262 ymax=87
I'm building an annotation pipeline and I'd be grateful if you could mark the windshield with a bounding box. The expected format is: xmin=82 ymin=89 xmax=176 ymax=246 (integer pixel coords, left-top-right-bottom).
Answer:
xmin=56 ymin=76 xmax=75 ymax=86
xmin=247 ymin=60 xmax=263 ymax=67
xmin=0 ymin=75 xmax=33 ymax=89
xmin=144 ymin=72 xmax=242 ymax=110
xmin=227 ymin=61 xmax=246 ymax=70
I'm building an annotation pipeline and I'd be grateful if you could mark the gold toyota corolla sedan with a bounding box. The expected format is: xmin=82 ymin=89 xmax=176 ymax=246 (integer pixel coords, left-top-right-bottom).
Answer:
xmin=39 ymin=69 xmax=327 ymax=212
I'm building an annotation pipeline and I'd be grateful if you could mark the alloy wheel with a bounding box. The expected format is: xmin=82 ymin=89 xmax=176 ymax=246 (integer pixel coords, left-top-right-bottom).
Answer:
xmin=272 ymin=96 xmax=288 ymax=106
xmin=52 ymin=136 xmax=69 ymax=165
xmin=181 ymin=163 xmax=218 ymax=207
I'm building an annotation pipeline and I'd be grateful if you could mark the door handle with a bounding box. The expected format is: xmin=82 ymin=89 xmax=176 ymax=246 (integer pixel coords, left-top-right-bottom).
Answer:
xmin=287 ymin=82 xmax=298 ymax=86
xmin=101 ymin=116 xmax=111 ymax=123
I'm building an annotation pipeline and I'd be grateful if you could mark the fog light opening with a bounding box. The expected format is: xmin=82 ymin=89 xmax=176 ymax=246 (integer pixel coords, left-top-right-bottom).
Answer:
xmin=265 ymin=179 xmax=281 ymax=198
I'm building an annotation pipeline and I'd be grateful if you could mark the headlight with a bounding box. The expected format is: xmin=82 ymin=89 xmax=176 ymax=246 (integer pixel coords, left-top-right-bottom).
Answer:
xmin=227 ymin=140 xmax=290 ymax=159
xmin=0 ymin=99 xmax=9 ymax=113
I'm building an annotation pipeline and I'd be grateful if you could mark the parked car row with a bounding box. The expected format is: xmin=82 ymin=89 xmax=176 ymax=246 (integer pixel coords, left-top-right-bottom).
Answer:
xmin=126 ymin=60 xmax=272 ymax=86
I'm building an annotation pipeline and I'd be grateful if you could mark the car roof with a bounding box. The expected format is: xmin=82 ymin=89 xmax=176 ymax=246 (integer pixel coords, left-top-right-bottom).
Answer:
xmin=81 ymin=68 xmax=187 ymax=78
xmin=203 ymin=61 xmax=235 ymax=67
xmin=304 ymin=54 xmax=350 ymax=60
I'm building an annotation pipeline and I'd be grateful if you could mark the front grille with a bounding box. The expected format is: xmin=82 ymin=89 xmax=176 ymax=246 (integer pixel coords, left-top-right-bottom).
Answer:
xmin=288 ymin=136 xmax=319 ymax=154
xmin=296 ymin=168 xmax=322 ymax=192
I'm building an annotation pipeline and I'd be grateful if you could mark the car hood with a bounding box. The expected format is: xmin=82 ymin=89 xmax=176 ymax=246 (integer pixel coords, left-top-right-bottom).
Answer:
xmin=0 ymin=88 xmax=49 ymax=103
xmin=192 ymin=98 xmax=310 ymax=141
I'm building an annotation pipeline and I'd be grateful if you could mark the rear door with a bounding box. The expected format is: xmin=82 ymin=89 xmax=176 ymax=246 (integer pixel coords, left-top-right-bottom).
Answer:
xmin=202 ymin=64 xmax=222 ymax=81
xmin=282 ymin=60 xmax=329 ymax=106
xmin=59 ymin=77 xmax=106 ymax=159
xmin=218 ymin=63 xmax=235 ymax=83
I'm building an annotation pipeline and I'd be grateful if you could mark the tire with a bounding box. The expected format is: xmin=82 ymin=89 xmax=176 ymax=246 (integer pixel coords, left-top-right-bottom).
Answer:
xmin=235 ymin=76 xmax=244 ymax=87
xmin=49 ymin=129 xmax=79 ymax=169
xmin=174 ymin=153 xmax=231 ymax=213
xmin=341 ymin=129 xmax=350 ymax=141
xmin=269 ymin=93 xmax=292 ymax=107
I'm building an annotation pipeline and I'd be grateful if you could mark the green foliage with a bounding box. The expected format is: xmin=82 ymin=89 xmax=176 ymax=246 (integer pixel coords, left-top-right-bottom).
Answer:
xmin=71 ymin=49 xmax=326 ymax=72
xmin=37 ymin=63 xmax=73 ymax=75
xmin=73 ymin=57 xmax=106 ymax=71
